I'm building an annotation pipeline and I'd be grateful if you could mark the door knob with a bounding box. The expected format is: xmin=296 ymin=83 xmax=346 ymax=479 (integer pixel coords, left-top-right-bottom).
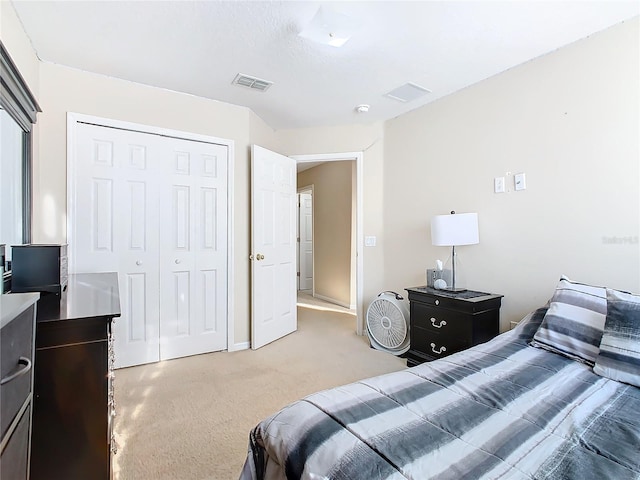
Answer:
xmin=136 ymin=260 xmax=142 ymax=266
xmin=175 ymin=259 xmax=181 ymax=264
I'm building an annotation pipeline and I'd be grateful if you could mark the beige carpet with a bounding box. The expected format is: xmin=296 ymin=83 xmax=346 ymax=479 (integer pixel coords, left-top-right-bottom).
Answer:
xmin=113 ymin=297 xmax=406 ymax=480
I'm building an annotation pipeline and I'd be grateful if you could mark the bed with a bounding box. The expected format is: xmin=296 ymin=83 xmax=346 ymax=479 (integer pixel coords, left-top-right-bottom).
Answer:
xmin=240 ymin=279 xmax=640 ymax=480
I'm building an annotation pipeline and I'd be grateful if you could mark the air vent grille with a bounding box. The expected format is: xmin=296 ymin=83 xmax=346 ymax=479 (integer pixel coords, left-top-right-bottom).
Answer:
xmin=232 ymin=73 xmax=273 ymax=92
xmin=385 ymin=82 xmax=431 ymax=102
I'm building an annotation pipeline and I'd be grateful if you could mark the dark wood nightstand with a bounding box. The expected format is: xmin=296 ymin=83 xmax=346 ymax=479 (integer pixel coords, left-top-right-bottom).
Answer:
xmin=404 ymin=286 xmax=503 ymax=367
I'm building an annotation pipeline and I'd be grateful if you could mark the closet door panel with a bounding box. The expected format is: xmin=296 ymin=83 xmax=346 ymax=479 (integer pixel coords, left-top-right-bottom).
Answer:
xmin=159 ymin=140 xmax=228 ymax=361
xmin=71 ymin=124 xmax=161 ymax=368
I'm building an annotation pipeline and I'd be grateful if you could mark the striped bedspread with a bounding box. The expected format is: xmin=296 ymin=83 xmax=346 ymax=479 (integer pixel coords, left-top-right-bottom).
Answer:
xmin=240 ymin=309 xmax=640 ymax=480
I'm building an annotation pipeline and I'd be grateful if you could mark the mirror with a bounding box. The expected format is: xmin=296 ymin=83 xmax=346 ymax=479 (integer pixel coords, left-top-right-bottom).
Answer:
xmin=0 ymin=40 xmax=41 ymax=283
xmin=0 ymin=106 xmax=27 ymax=264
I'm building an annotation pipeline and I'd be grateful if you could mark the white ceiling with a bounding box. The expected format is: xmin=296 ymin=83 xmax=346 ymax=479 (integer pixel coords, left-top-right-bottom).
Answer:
xmin=11 ymin=1 xmax=640 ymax=130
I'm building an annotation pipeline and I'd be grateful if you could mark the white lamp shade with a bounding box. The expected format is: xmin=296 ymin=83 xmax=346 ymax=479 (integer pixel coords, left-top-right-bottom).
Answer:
xmin=431 ymin=213 xmax=479 ymax=246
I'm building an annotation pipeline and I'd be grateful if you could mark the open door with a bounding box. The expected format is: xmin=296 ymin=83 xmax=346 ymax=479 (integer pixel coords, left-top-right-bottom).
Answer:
xmin=251 ymin=145 xmax=297 ymax=349
xmin=298 ymin=191 xmax=313 ymax=291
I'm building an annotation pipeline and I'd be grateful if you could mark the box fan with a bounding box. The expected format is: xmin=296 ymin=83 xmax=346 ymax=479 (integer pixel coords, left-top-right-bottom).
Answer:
xmin=366 ymin=291 xmax=410 ymax=356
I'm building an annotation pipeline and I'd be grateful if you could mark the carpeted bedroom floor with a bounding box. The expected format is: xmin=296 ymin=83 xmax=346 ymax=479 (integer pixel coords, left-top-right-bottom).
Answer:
xmin=113 ymin=294 xmax=406 ymax=480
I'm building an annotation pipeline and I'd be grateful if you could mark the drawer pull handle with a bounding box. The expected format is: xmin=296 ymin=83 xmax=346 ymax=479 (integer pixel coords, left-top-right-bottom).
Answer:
xmin=430 ymin=318 xmax=447 ymax=329
xmin=435 ymin=299 xmax=440 ymax=306
xmin=430 ymin=343 xmax=447 ymax=355
xmin=0 ymin=357 xmax=32 ymax=385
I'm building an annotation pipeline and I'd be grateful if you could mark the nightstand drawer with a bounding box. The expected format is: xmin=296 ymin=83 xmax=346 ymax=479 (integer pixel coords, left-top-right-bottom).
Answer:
xmin=411 ymin=303 xmax=471 ymax=337
xmin=410 ymin=326 xmax=469 ymax=359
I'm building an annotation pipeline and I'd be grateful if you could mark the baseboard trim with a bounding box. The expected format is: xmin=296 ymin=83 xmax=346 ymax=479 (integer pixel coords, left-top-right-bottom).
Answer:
xmin=313 ymin=293 xmax=353 ymax=310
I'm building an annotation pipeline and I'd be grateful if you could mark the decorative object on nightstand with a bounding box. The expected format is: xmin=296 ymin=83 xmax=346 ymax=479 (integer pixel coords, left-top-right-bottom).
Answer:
xmin=404 ymin=286 xmax=502 ymax=367
xmin=430 ymin=211 xmax=479 ymax=292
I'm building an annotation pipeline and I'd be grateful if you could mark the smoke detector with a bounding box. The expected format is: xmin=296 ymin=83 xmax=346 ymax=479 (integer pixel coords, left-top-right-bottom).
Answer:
xmin=232 ymin=73 xmax=273 ymax=92
xmin=355 ymin=104 xmax=370 ymax=113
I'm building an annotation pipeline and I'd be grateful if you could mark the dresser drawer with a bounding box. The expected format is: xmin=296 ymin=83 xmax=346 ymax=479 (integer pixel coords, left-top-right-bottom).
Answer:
xmin=0 ymin=402 xmax=31 ymax=480
xmin=1 ymin=306 xmax=35 ymax=441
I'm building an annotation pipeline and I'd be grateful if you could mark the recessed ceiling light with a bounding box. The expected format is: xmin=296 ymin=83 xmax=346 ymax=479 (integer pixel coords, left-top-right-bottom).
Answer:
xmin=232 ymin=73 xmax=273 ymax=92
xmin=385 ymin=83 xmax=432 ymax=102
xmin=299 ymin=6 xmax=360 ymax=48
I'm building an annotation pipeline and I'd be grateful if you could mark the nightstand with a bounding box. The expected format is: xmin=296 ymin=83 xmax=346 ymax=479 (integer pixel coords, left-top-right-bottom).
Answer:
xmin=404 ymin=286 xmax=503 ymax=367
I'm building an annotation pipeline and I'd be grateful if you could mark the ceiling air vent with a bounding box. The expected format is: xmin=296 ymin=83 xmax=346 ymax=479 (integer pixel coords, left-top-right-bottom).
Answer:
xmin=232 ymin=73 xmax=273 ymax=92
xmin=385 ymin=82 xmax=431 ymax=102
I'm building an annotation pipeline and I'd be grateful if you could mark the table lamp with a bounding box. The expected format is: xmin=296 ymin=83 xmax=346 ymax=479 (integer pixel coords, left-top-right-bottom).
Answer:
xmin=430 ymin=211 xmax=479 ymax=292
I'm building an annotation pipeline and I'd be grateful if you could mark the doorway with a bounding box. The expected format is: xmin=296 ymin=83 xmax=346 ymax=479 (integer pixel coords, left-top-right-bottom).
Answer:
xmin=250 ymin=146 xmax=364 ymax=348
xmin=292 ymin=153 xmax=363 ymax=335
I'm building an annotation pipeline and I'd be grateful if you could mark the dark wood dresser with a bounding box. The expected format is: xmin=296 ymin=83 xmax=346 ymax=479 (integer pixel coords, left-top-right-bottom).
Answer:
xmin=405 ymin=286 xmax=502 ymax=367
xmin=1 ymin=293 xmax=39 ymax=480
xmin=30 ymin=273 xmax=120 ymax=480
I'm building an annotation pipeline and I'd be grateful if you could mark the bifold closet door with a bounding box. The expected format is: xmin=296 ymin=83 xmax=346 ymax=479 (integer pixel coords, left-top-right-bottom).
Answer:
xmin=158 ymin=138 xmax=228 ymax=361
xmin=70 ymin=122 xmax=228 ymax=368
xmin=71 ymin=124 xmax=161 ymax=367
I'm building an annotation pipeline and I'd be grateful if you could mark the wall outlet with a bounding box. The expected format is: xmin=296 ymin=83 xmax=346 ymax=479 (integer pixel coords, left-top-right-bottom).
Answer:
xmin=494 ymin=177 xmax=505 ymax=193
xmin=365 ymin=236 xmax=376 ymax=247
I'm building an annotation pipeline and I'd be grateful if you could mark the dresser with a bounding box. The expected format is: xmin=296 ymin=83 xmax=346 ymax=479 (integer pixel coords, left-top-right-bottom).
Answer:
xmin=1 ymin=293 xmax=39 ymax=480
xmin=405 ymin=286 xmax=502 ymax=367
xmin=30 ymin=273 xmax=120 ymax=480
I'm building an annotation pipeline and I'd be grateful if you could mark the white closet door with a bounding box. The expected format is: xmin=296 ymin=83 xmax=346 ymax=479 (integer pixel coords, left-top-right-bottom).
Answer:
xmin=70 ymin=121 xmax=228 ymax=367
xmin=159 ymin=138 xmax=228 ymax=360
xmin=71 ymin=123 xmax=161 ymax=367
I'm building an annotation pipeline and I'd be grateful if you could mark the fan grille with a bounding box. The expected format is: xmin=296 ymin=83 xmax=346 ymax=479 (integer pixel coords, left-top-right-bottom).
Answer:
xmin=367 ymin=298 xmax=407 ymax=349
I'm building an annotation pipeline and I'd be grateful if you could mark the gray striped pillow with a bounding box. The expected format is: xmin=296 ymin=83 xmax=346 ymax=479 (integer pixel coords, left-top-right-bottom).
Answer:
xmin=530 ymin=277 xmax=606 ymax=365
xmin=593 ymin=289 xmax=640 ymax=387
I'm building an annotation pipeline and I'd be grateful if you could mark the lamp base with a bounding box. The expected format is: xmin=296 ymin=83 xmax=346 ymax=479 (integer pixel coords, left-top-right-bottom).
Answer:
xmin=442 ymin=287 xmax=467 ymax=293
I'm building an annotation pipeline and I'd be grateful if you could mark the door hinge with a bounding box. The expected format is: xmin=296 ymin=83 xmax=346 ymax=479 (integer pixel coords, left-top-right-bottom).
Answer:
xmin=297 ymin=272 xmax=300 ymax=277
xmin=297 ymin=237 xmax=300 ymax=242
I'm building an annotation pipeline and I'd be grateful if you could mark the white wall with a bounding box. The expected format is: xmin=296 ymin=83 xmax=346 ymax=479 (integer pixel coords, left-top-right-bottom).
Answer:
xmin=383 ymin=18 xmax=640 ymax=330
xmin=0 ymin=1 xmax=39 ymax=95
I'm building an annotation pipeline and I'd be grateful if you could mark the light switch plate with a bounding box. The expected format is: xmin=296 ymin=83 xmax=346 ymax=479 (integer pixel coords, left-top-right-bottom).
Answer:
xmin=365 ymin=236 xmax=376 ymax=247
xmin=494 ymin=177 xmax=505 ymax=193
xmin=514 ymin=173 xmax=526 ymax=191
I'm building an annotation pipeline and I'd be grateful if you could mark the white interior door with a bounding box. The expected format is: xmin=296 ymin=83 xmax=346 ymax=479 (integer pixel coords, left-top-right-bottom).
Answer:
xmin=299 ymin=192 xmax=313 ymax=291
xmin=70 ymin=119 xmax=228 ymax=367
xmin=251 ymin=145 xmax=297 ymax=349
xmin=159 ymin=138 xmax=228 ymax=360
